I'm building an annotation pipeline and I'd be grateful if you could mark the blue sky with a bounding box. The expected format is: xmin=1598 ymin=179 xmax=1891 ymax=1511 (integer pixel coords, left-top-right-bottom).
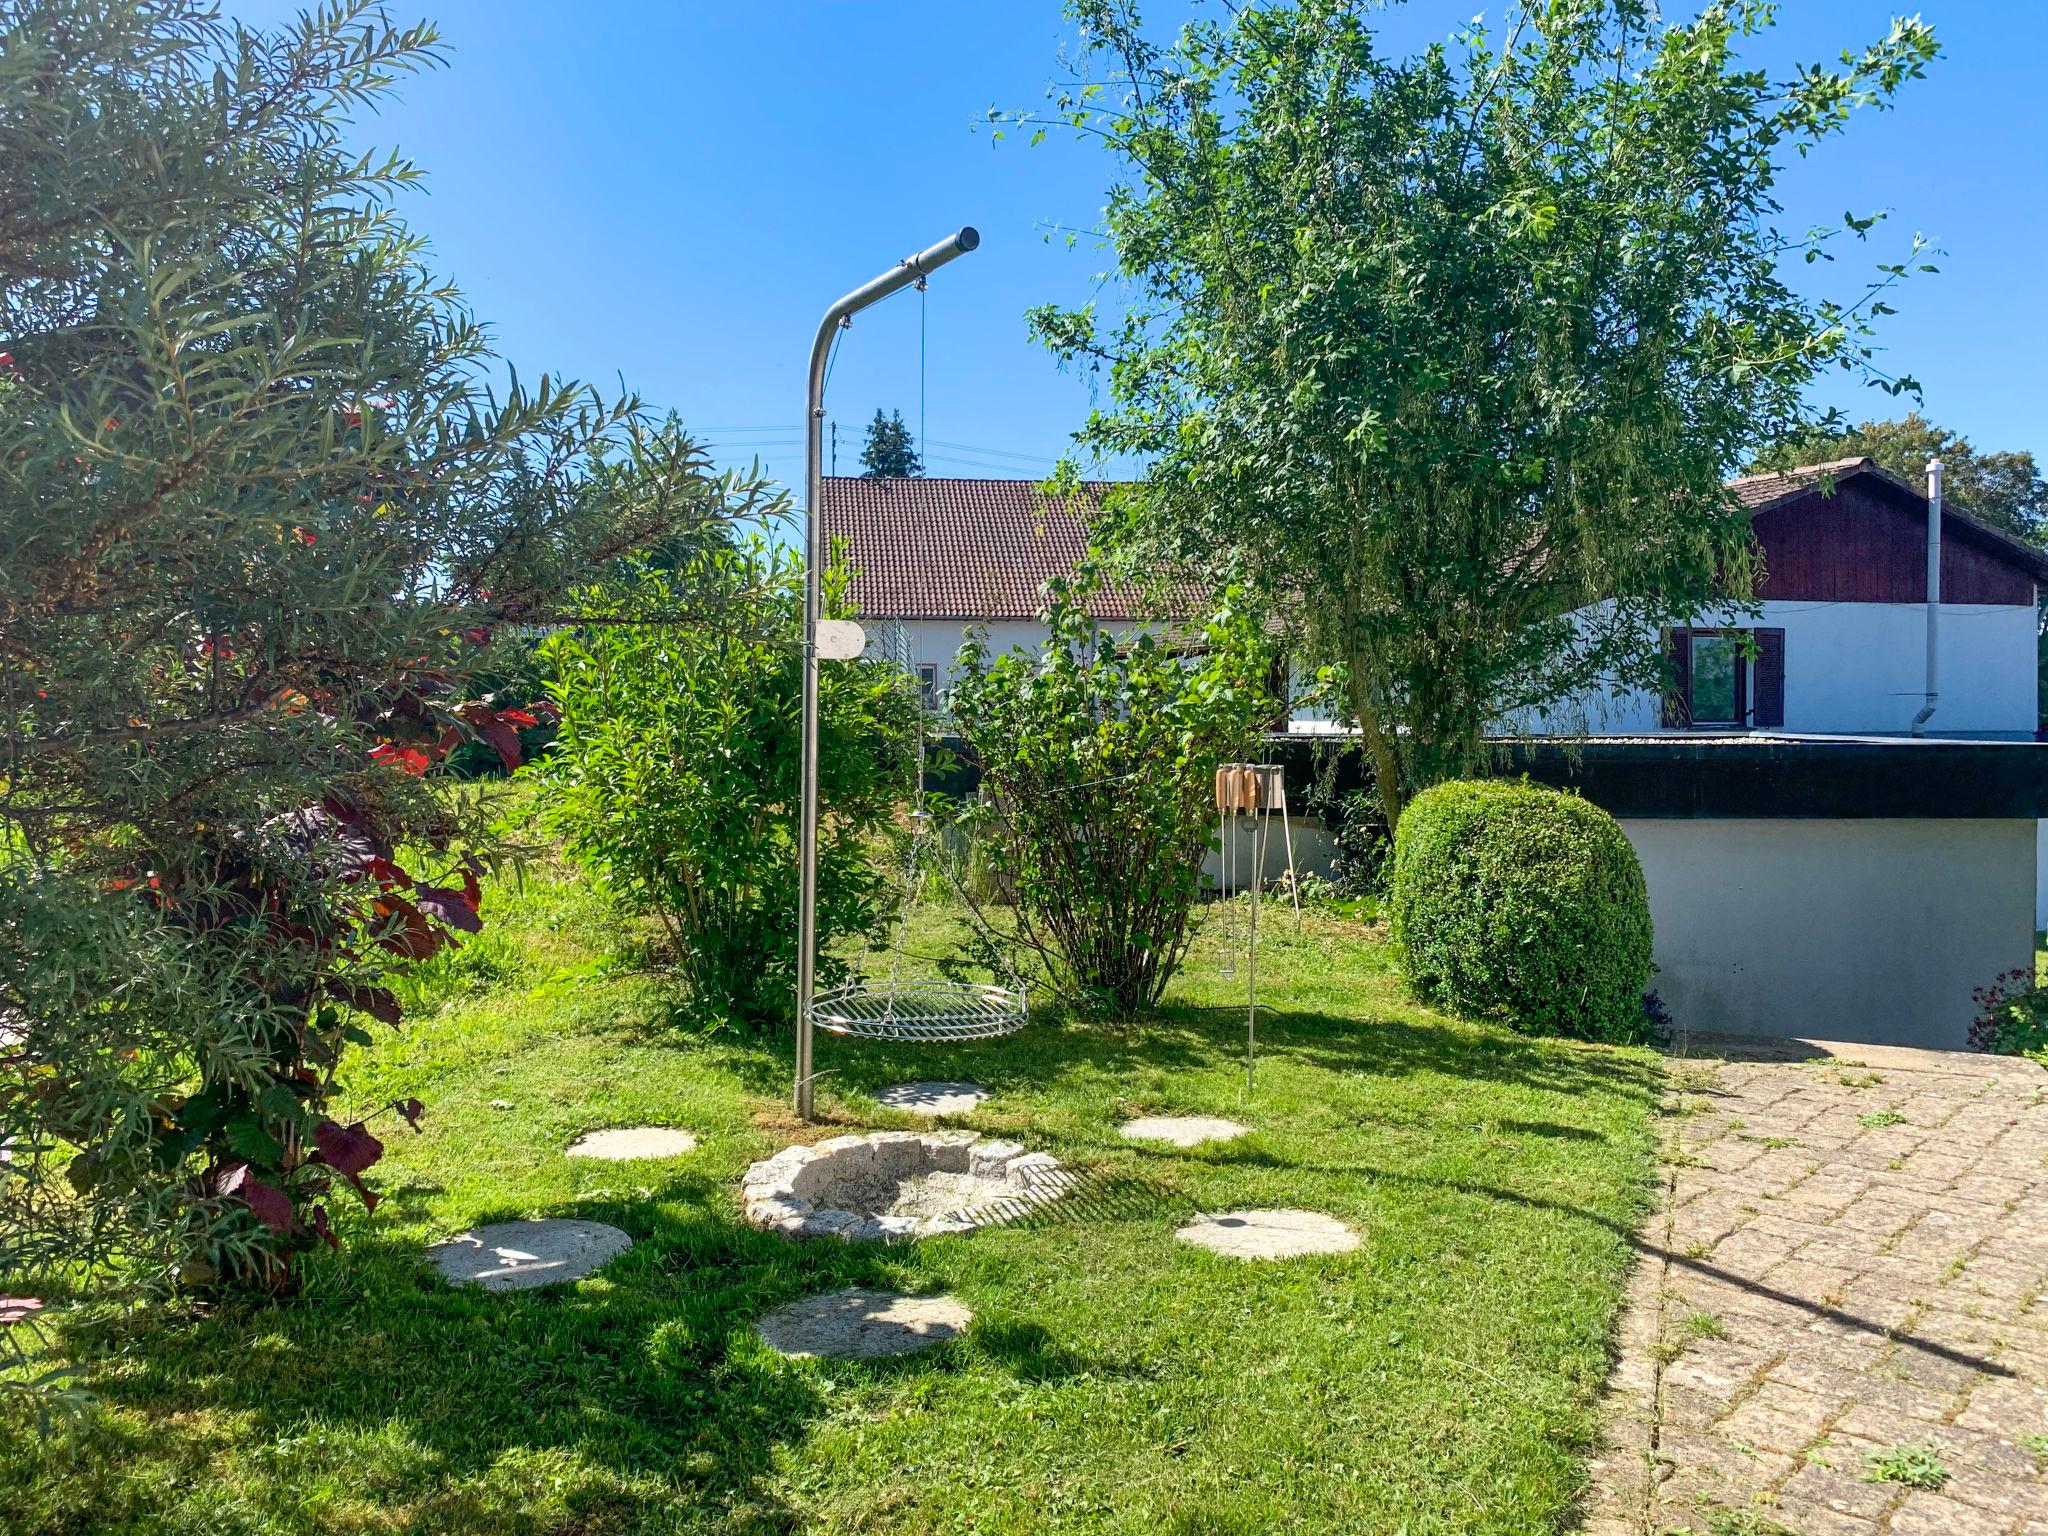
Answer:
xmin=238 ymin=1 xmax=2046 ymax=495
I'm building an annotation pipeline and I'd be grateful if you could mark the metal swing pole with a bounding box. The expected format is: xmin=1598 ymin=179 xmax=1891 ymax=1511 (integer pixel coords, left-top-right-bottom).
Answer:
xmin=796 ymin=227 xmax=980 ymax=1121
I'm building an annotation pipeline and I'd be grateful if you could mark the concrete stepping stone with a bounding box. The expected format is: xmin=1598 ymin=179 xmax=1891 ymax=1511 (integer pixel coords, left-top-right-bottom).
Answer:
xmin=566 ymin=1127 xmax=698 ymax=1161
xmin=427 ymin=1218 xmax=632 ymax=1291
xmin=1120 ymin=1115 xmax=1248 ymax=1148
xmin=756 ymin=1286 xmax=972 ymax=1359
xmin=873 ymin=1081 xmax=989 ymax=1117
xmin=1175 ymin=1208 xmax=1359 ymax=1261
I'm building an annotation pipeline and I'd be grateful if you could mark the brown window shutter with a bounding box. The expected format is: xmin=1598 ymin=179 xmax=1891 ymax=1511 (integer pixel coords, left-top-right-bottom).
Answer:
xmin=1753 ymin=627 xmax=1786 ymax=727
xmin=1660 ymin=627 xmax=1691 ymax=728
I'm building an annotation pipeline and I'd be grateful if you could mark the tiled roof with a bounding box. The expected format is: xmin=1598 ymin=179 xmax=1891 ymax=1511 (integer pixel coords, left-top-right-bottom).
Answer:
xmin=1726 ymin=456 xmax=1874 ymax=511
xmin=829 ymin=460 xmax=2048 ymax=620
xmin=821 ymin=476 xmax=1199 ymax=621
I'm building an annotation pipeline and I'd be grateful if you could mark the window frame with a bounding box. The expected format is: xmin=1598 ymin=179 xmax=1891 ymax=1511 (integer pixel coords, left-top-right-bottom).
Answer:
xmin=1684 ymin=627 xmax=1749 ymax=728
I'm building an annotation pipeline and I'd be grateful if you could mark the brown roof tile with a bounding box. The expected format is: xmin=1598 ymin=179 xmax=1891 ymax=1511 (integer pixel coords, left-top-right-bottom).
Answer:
xmin=821 ymin=476 xmax=1199 ymax=621
xmin=827 ymin=460 xmax=2048 ymax=619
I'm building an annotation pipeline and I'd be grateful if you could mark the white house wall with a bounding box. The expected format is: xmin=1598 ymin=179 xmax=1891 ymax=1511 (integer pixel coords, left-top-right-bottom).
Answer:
xmin=1517 ymin=601 xmax=2039 ymax=738
xmin=1622 ymin=817 xmax=2035 ymax=1049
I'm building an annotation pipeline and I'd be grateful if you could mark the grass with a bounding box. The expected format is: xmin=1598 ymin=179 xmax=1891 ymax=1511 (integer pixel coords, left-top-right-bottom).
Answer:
xmin=1 ymin=856 xmax=1662 ymax=1535
xmin=1862 ymin=1442 xmax=1950 ymax=1491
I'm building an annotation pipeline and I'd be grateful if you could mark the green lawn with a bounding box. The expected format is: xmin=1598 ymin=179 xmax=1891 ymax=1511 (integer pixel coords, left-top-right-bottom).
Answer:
xmin=3 ymin=856 xmax=1662 ymax=1535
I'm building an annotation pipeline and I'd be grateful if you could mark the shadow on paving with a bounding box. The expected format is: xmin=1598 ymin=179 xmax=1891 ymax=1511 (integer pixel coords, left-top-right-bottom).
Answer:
xmin=1206 ymin=1142 xmax=2014 ymax=1385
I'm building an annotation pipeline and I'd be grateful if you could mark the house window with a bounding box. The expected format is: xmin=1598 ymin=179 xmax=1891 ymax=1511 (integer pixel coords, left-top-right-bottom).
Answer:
xmin=1688 ymin=630 xmax=1744 ymax=725
xmin=1662 ymin=626 xmax=1785 ymax=730
xmin=916 ymin=663 xmax=940 ymax=712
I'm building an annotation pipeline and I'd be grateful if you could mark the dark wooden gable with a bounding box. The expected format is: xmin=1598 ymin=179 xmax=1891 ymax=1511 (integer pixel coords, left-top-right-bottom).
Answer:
xmin=1751 ymin=474 xmax=2043 ymax=605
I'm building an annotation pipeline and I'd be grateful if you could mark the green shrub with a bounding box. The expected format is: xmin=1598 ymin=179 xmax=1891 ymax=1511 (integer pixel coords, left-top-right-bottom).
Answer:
xmin=1389 ymin=779 xmax=1653 ymax=1042
xmin=946 ymin=574 xmax=1272 ymax=1014
xmin=537 ymin=538 xmax=913 ymax=1030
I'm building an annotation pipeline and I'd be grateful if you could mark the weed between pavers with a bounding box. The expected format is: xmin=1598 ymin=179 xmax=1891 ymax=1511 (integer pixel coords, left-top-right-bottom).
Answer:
xmin=1862 ymin=1442 xmax=1949 ymax=1490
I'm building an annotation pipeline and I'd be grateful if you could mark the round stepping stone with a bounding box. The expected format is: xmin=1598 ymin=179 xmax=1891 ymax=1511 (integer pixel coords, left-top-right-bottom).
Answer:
xmin=566 ymin=1126 xmax=698 ymax=1161
xmin=1121 ymin=1115 xmax=1248 ymax=1148
xmin=427 ymin=1218 xmax=632 ymax=1291
xmin=756 ymin=1286 xmax=972 ymax=1359
xmin=1175 ymin=1208 xmax=1359 ymax=1261
xmin=873 ymin=1081 xmax=989 ymax=1117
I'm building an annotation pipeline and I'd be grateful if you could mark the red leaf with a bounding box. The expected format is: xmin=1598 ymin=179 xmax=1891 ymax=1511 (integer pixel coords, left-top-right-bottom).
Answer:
xmin=366 ymin=855 xmax=413 ymax=890
xmin=372 ymin=893 xmax=442 ymax=960
xmin=327 ymin=981 xmax=402 ymax=1026
xmin=309 ymin=1205 xmax=339 ymax=1250
xmin=498 ymin=708 xmax=538 ymax=727
xmin=414 ymin=884 xmax=482 ymax=934
xmin=220 ymin=1164 xmax=295 ymax=1232
xmin=369 ymin=743 xmax=430 ymax=776
xmin=456 ymin=703 xmax=523 ymax=771
xmin=313 ymin=1119 xmax=383 ymax=1177
xmin=393 ymin=1098 xmax=426 ymax=1132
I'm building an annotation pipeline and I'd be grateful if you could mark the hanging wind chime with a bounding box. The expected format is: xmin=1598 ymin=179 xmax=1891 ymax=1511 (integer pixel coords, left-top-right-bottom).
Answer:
xmin=1214 ymin=763 xmax=1301 ymax=1095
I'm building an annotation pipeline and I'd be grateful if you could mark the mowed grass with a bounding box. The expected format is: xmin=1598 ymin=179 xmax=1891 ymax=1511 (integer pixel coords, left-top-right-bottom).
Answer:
xmin=3 ymin=857 xmax=1662 ymax=1536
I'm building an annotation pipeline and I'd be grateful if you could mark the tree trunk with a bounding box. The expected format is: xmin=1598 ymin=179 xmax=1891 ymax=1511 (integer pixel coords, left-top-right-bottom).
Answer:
xmin=1345 ymin=662 xmax=1407 ymax=830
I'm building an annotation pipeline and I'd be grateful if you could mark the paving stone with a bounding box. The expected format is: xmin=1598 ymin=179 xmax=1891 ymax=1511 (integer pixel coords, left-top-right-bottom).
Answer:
xmin=873 ymin=1081 xmax=990 ymax=1116
xmin=1587 ymin=1038 xmax=2048 ymax=1536
xmin=754 ymin=1287 xmax=970 ymax=1359
xmin=1119 ymin=1115 xmax=1249 ymax=1148
xmin=565 ymin=1126 xmax=698 ymax=1160
xmin=1174 ymin=1208 xmax=1359 ymax=1260
xmin=1888 ymin=1491 xmax=2019 ymax=1536
xmin=427 ymin=1218 xmax=632 ymax=1291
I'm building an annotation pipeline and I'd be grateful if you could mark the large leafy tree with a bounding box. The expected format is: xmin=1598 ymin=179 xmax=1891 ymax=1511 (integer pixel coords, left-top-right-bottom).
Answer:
xmin=1018 ymin=0 xmax=1937 ymax=819
xmin=1754 ymin=413 xmax=2045 ymax=542
xmin=0 ymin=0 xmax=774 ymax=1291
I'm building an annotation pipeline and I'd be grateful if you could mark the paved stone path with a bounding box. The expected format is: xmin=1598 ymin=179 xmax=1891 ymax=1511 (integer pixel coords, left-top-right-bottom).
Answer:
xmin=1588 ymin=1038 xmax=2048 ymax=1535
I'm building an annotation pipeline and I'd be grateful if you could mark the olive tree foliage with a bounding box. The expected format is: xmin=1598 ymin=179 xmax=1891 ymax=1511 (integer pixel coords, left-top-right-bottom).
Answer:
xmin=1012 ymin=0 xmax=1938 ymax=820
xmin=0 ymin=0 xmax=774 ymax=1294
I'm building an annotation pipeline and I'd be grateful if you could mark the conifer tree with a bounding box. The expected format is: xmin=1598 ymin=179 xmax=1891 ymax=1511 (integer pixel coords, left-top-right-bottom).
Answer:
xmin=858 ymin=408 xmax=923 ymax=477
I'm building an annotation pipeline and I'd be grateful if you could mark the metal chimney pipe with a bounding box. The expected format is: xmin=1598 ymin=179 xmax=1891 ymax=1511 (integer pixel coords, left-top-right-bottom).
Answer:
xmin=795 ymin=228 xmax=980 ymax=1120
xmin=1911 ymin=457 xmax=1943 ymax=736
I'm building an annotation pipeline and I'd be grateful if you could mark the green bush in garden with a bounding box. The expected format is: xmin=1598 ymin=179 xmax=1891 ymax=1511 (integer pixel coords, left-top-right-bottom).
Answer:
xmin=538 ymin=540 xmax=914 ymax=1030
xmin=946 ymin=574 xmax=1273 ymax=1014
xmin=1389 ymin=780 xmax=1653 ymax=1042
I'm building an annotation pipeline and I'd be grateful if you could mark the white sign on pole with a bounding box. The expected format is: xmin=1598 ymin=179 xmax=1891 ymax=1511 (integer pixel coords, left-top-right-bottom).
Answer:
xmin=815 ymin=619 xmax=867 ymax=660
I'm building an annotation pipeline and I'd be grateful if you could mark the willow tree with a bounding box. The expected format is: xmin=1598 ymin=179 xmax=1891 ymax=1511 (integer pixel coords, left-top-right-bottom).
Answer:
xmin=0 ymin=0 xmax=775 ymax=1291
xmin=1021 ymin=0 xmax=1937 ymax=819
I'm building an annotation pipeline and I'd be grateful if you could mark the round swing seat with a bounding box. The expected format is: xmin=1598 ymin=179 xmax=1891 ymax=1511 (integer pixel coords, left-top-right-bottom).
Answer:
xmin=810 ymin=980 xmax=1028 ymax=1042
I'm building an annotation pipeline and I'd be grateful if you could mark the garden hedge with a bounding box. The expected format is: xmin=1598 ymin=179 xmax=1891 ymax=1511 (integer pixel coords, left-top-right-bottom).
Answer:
xmin=1389 ymin=779 xmax=1654 ymax=1042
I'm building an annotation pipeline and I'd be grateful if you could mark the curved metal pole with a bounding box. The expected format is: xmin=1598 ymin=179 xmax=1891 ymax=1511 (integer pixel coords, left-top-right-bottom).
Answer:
xmin=796 ymin=227 xmax=979 ymax=1119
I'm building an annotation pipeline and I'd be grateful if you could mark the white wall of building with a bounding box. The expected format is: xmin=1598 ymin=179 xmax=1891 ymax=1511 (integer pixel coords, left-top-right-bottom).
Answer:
xmin=1519 ymin=601 xmax=2039 ymax=738
xmin=1622 ymin=817 xmax=2035 ymax=1049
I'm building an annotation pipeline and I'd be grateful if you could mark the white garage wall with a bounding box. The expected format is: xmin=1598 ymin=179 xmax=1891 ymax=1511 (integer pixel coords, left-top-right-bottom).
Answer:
xmin=1622 ymin=817 xmax=2036 ymax=1049
xmin=1519 ymin=601 xmax=2039 ymax=737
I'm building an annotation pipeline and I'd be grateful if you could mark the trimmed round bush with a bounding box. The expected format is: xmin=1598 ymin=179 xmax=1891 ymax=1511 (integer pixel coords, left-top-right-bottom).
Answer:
xmin=1389 ymin=779 xmax=1653 ymax=1042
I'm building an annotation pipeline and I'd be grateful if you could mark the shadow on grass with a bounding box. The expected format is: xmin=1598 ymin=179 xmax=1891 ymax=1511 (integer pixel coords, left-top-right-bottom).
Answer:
xmin=45 ymin=1181 xmax=1040 ymax=1533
